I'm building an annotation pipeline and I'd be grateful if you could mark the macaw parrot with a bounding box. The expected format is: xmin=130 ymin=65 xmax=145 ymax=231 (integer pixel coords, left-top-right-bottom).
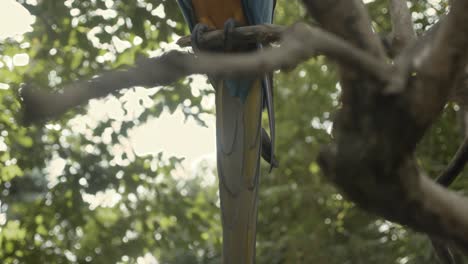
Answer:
xmin=176 ymin=0 xmax=276 ymax=263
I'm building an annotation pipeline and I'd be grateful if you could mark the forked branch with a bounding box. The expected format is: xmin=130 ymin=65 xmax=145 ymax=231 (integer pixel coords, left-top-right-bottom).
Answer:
xmin=307 ymin=0 xmax=468 ymax=253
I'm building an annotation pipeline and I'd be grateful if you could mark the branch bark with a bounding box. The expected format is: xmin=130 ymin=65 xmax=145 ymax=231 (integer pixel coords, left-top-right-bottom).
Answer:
xmin=21 ymin=23 xmax=392 ymax=123
xmin=431 ymin=58 xmax=468 ymax=264
xmin=431 ymin=133 xmax=468 ymax=264
xmin=308 ymin=0 xmax=468 ymax=253
xmin=437 ymin=137 xmax=468 ymax=187
xmin=302 ymin=0 xmax=386 ymax=58
xmin=176 ymin=24 xmax=285 ymax=48
xmin=389 ymin=0 xmax=416 ymax=54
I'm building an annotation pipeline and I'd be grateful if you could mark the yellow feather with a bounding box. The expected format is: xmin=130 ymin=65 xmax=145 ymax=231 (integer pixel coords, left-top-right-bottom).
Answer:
xmin=192 ymin=0 xmax=247 ymax=29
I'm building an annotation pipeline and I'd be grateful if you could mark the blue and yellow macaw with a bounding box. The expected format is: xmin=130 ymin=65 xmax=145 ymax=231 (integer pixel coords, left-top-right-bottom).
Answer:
xmin=176 ymin=0 xmax=276 ymax=263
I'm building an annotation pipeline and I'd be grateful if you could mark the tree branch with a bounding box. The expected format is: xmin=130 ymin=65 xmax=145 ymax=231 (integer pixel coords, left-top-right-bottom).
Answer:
xmin=431 ymin=115 xmax=468 ymax=264
xmin=21 ymin=23 xmax=392 ymax=123
xmin=302 ymin=0 xmax=386 ymax=59
xmin=176 ymin=24 xmax=286 ymax=48
xmin=417 ymin=0 xmax=468 ymax=84
xmin=384 ymin=18 xmax=442 ymax=94
xmin=430 ymin=55 xmax=468 ymax=263
xmin=389 ymin=0 xmax=416 ymax=55
xmin=408 ymin=0 xmax=468 ymax=127
xmin=313 ymin=0 xmax=468 ymax=253
xmin=392 ymin=13 xmax=468 ymax=261
xmin=437 ymin=134 xmax=468 ymax=187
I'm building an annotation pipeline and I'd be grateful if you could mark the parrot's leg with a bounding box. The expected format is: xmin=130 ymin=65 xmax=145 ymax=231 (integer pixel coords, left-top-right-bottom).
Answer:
xmin=191 ymin=23 xmax=209 ymax=52
xmin=223 ymin=18 xmax=242 ymax=51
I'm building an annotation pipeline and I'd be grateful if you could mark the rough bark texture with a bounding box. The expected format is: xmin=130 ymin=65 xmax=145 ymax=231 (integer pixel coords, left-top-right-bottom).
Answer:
xmin=389 ymin=0 xmax=415 ymax=54
xmin=306 ymin=0 xmax=468 ymax=253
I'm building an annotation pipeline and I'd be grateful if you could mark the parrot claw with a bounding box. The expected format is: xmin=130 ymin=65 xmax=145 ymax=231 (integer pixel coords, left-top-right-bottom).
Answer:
xmin=223 ymin=18 xmax=241 ymax=51
xmin=191 ymin=23 xmax=209 ymax=52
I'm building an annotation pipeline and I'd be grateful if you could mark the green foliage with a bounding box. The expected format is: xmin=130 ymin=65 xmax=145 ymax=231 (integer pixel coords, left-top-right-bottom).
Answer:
xmin=0 ymin=0 xmax=460 ymax=263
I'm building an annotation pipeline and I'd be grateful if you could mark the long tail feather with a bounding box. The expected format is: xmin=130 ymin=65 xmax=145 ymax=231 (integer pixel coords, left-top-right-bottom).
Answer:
xmin=216 ymin=79 xmax=263 ymax=264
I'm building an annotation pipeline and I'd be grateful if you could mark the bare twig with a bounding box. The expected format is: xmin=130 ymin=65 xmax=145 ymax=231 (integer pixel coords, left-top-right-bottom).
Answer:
xmin=21 ymin=23 xmax=392 ymax=123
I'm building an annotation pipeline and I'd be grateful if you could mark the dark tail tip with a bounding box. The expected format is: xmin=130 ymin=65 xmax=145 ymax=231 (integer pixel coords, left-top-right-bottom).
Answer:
xmin=261 ymin=128 xmax=279 ymax=171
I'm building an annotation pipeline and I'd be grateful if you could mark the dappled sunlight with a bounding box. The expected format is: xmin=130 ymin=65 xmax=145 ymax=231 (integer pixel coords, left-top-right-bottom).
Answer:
xmin=12 ymin=53 xmax=29 ymax=67
xmin=136 ymin=253 xmax=159 ymax=264
xmin=0 ymin=0 xmax=34 ymax=40
xmin=46 ymin=156 xmax=66 ymax=188
xmin=64 ymin=82 xmax=216 ymax=172
xmin=82 ymin=189 xmax=122 ymax=210
xmin=0 ymin=0 xmax=222 ymax=262
xmin=130 ymin=109 xmax=215 ymax=172
xmin=152 ymin=4 xmax=166 ymax=19
xmin=310 ymin=116 xmax=333 ymax=135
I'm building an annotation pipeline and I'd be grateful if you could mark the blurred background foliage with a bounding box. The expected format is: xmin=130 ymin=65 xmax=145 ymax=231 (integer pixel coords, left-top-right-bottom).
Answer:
xmin=0 ymin=0 xmax=461 ymax=263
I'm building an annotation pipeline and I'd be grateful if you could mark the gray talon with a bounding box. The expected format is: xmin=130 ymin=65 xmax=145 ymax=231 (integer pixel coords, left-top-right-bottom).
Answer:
xmin=223 ymin=18 xmax=240 ymax=51
xmin=191 ymin=23 xmax=209 ymax=52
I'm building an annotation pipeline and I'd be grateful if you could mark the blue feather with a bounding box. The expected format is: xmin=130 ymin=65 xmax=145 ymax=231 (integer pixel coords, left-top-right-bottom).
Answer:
xmin=176 ymin=0 xmax=195 ymax=30
xmin=231 ymin=0 xmax=275 ymax=101
xmin=241 ymin=0 xmax=276 ymax=25
xmin=176 ymin=0 xmax=276 ymax=101
xmin=225 ymin=78 xmax=255 ymax=100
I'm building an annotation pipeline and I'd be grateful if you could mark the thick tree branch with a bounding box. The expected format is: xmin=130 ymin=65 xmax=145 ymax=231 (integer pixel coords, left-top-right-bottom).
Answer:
xmin=431 ymin=121 xmax=468 ymax=264
xmin=409 ymin=1 xmax=468 ymax=127
xmin=431 ymin=57 xmax=468 ymax=263
xmin=389 ymin=0 xmax=416 ymax=54
xmin=302 ymin=0 xmax=386 ymax=59
xmin=21 ymin=23 xmax=392 ymax=123
xmin=417 ymin=0 xmax=468 ymax=87
xmin=313 ymin=0 xmax=468 ymax=254
xmin=396 ymin=17 xmax=468 ymax=261
xmin=384 ymin=19 xmax=442 ymax=94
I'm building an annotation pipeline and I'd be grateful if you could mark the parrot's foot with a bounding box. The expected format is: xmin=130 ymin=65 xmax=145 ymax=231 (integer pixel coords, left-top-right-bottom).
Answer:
xmin=261 ymin=128 xmax=279 ymax=170
xmin=191 ymin=23 xmax=209 ymax=52
xmin=223 ymin=18 xmax=241 ymax=51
